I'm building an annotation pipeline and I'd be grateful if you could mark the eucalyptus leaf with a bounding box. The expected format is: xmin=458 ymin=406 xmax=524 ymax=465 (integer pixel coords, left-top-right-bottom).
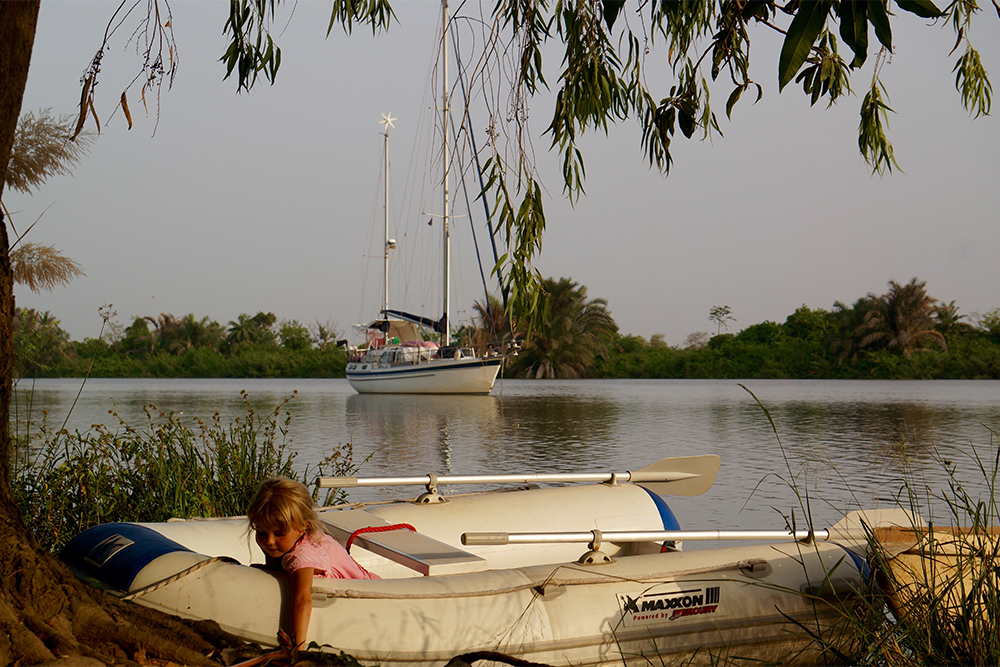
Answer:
xmin=867 ymin=0 xmax=892 ymax=51
xmin=778 ymin=1 xmax=832 ymax=91
xmin=838 ymin=1 xmax=869 ymax=68
xmin=895 ymin=0 xmax=943 ymax=19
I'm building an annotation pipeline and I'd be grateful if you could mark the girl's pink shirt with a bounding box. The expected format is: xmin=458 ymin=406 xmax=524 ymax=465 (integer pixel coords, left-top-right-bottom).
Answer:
xmin=281 ymin=533 xmax=380 ymax=580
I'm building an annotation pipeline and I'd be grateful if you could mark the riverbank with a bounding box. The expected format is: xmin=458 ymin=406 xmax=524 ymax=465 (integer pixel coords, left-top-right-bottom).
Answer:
xmin=21 ymin=330 xmax=1000 ymax=380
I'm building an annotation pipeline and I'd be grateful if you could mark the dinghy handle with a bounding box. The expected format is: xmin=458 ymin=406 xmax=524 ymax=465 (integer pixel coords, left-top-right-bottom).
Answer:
xmin=345 ymin=523 xmax=417 ymax=553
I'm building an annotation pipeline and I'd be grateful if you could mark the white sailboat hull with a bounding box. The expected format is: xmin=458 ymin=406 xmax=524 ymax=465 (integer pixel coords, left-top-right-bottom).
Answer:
xmin=346 ymin=355 xmax=503 ymax=394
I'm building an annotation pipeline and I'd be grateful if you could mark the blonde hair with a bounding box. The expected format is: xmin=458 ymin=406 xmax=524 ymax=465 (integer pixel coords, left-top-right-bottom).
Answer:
xmin=247 ymin=477 xmax=320 ymax=537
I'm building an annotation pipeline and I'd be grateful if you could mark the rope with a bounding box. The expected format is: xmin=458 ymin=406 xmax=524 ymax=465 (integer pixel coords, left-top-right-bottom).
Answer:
xmin=122 ymin=556 xmax=238 ymax=601
xmin=312 ymin=558 xmax=769 ymax=601
xmin=345 ymin=523 xmax=417 ymax=553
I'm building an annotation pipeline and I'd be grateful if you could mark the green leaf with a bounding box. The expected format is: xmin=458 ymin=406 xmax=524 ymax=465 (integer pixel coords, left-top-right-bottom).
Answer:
xmin=837 ymin=1 xmax=869 ymax=68
xmin=726 ymin=85 xmax=744 ymax=119
xmin=868 ymin=1 xmax=892 ymax=51
xmin=778 ymin=1 xmax=832 ymax=91
xmin=895 ymin=0 xmax=943 ymax=19
xmin=678 ymin=109 xmax=695 ymax=138
xmin=602 ymin=0 xmax=624 ymax=31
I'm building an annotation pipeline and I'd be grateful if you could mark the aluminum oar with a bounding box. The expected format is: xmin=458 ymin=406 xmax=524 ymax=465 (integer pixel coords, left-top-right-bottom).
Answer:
xmin=315 ymin=454 xmax=721 ymax=497
xmin=462 ymin=528 xmax=832 ymax=546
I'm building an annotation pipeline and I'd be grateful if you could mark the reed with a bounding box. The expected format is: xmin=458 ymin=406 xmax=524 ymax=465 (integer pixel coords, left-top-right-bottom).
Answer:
xmin=12 ymin=390 xmax=359 ymax=554
xmin=843 ymin=431 xmax=1000 ymax=667
xmin=741 ymin=385 xmax=1000 ymax=666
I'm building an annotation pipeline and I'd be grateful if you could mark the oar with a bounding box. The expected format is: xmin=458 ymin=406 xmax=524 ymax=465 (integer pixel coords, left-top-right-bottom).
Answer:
xmin=315 ymin=454 xmax=721 ymax=497
xmin=462 ymin=528 xmax=833 ymax=546
xmin=462 ymin=508 xmax=926 ymax=547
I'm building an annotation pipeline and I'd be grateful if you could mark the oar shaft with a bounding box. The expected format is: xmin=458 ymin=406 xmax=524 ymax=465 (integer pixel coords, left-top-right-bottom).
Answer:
xmin=316 ymin=471 xmax=698 ymax=488
xmin=461 ymin=528 xmax=832 ymax=546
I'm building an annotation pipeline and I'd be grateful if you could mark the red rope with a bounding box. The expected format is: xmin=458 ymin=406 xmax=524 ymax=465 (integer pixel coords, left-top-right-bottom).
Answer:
xmin=345 ymin=523 xmax=417 ymax=553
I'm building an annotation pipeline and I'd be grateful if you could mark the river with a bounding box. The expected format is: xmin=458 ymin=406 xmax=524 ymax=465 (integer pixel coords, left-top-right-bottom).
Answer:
xmin=11 ymin=378 xmax=1000 ymax=541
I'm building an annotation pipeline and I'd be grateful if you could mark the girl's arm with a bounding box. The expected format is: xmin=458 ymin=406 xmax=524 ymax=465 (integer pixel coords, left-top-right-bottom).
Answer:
xmin=290 ymin=567 xmax=315 ymax=651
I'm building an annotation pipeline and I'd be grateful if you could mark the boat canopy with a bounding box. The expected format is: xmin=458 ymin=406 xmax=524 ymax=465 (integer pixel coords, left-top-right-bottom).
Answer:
xmin=353 ymin=318 xmax=425 ymax=346
xmin=384 ymin=309 xmax=447 ymax=334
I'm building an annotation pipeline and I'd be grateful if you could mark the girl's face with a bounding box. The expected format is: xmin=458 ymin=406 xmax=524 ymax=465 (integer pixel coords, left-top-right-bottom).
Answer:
xmin=255 ymin=523 xmax=305 ymax=558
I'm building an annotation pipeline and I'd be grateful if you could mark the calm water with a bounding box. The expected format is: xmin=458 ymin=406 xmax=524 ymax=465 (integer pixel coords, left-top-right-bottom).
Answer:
xmin=12 ymin=378 xmax=1000 ymax=540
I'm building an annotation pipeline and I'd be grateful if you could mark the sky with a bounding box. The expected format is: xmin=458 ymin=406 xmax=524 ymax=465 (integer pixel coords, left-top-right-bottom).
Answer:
xmin=9 ymin=0 xmax=1000 ymax=348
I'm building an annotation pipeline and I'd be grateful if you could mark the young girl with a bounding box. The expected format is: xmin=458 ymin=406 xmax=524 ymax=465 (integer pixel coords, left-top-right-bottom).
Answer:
xmin=247 ymin=477 xmax=378 ymax=652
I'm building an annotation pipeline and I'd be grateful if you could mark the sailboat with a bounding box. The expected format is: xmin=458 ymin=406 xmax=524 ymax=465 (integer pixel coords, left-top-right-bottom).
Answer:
xmin=346 ymin=6 xmax=504 ymax=395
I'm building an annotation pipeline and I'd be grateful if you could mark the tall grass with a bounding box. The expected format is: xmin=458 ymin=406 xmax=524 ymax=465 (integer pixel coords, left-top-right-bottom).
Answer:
xmin=743 ymin=384 xmax=1000 ymax=666
xmin=12 ymin=390 xmax=359 ymax=554
xmin=845 ymin=431 xmax=1000 ymax=666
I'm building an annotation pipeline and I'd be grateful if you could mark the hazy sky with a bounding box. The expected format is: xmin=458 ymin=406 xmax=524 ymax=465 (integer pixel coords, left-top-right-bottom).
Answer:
xmin=9 ymin=0 xmax=999 ymax=347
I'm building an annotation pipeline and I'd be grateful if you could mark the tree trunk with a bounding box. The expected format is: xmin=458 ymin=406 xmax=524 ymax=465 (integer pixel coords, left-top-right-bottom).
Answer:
xmin=0 ymin=4 xmax=240 ymax=664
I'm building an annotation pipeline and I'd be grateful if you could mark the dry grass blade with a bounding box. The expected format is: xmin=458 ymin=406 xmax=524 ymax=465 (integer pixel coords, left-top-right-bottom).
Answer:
xmin=10 ymin=242 xmax=86 ymax=293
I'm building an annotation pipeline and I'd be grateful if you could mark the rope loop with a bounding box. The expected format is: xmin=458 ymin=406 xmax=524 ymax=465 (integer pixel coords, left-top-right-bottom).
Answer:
xmin=345 ymin=523 xmax=417 ymax=553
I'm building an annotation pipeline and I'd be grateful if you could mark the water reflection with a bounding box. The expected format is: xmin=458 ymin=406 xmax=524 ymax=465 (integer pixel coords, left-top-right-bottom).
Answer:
xmin=346 ymin=394 xmax=500 ymax=474
xmin=12 ymin=378 xmax=1000 ymax=536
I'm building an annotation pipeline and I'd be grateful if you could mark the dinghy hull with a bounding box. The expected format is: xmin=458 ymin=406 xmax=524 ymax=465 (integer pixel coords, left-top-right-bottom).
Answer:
xmin=62 ymin=482 xmax=870 ymax=666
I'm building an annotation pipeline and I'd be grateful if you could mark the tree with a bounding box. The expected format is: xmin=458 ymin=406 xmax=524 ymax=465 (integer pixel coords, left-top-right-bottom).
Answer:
xmin=511 ymin=277 xmax=618 ymax=379
xmin=1 ymin=6 xmax=234 ymax=663
xmin=709 ymin=305 xmax=735 ymax=335
xmin=469 ymin=294 xmax=518 ymax=352
xmin=310 ymin=318 xmax=342 ymax=350
xmin=0 ymin=0 xmax=995 ymax=662
xmin=80 ymin=0 xmax=994 ymax=328
xmin=826 ymin=296 xmax=880 ymax=366
xmin=857 ymin=278 xmax=947 ymax=356
xmin=279 ymin=319 xmax=312 ymax=351
xmin=13 ymin=307 xmax=69 ymax=377
xmin=934 ymin=300 xmax=976 ymax=336
xmin=684 ymin=331 xmax=710 ymax=350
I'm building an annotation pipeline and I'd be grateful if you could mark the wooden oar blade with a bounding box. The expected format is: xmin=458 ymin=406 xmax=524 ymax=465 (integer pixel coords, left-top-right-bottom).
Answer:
xmin=629 ymin=454 xmax=721 ymax=496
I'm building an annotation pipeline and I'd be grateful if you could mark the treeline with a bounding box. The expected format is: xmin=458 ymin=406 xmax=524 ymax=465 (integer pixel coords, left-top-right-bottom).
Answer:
xmin=14 ymin=310 xmax=347 ymax=379
xmin=14 ymin=278 xmax=1000 ymax=380
xmin=598 ymin=280 xmax=1000 ymax=379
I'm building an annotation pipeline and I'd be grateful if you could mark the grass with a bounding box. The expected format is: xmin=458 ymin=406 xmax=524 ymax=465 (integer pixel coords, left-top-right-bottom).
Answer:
xmin=846 ymin=432 xmax=1000 ymax=666
xmin=742 ymin=384 xmax=1000 ymax=666
xmin=12 ymin=389 xmax=359 ymax=554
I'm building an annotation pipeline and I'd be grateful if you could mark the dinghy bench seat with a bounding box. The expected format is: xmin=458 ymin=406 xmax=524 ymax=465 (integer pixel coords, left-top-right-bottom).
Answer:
xmin=319 ymin=509 xmax=484 ymax=576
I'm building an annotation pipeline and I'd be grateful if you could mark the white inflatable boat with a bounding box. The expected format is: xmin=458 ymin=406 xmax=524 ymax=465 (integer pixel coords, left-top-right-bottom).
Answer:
xmin=62 ymin=456 xmax=909 ymax=666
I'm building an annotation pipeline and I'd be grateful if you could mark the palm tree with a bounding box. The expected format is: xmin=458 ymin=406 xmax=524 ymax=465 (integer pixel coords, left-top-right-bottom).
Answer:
xmin=469 ymin=295 xmax=518 ymax=353
xmin=857 ymin=278 xmax=947 ymax=356
xmin=179 ymin=314 xmax=225 ymax=353
xmin=934 ymin=300 xmax=975 ymax=336
xmin=511 ymin=277 xmax=618 ymax=379
xmin=144 ymin=313 xmax=185 ymax=354
xmin=13 ymin=308 xmax=70 ymax=376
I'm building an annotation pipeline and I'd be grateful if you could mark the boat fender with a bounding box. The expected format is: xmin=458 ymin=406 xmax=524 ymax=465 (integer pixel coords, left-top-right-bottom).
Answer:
xmin=61 ymin=522 xmax=193 ymax=593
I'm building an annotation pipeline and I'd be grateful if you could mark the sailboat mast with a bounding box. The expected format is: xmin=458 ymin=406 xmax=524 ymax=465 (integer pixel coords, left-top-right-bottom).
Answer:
xmin=441 ymin=0 xmax=452 ymax=346
xmin=383 ymin=119 xmax=390 ymax=318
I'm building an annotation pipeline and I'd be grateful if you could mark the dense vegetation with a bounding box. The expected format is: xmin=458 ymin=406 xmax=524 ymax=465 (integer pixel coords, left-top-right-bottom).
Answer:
xmin=15 ymin=309 xmax=347 ymax=379
xmin=12 ymin=391 xmax=357 ymax=554
xmin=15 ymin=278 xmax=1000 ymax=381
xmin=599 ymin=280 xmax=1000 ymax=380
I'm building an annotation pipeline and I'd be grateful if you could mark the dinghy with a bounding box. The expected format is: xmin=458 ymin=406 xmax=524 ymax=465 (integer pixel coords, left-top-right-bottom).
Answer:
xmin=62 ymin=455 xmax=913 ymax=666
